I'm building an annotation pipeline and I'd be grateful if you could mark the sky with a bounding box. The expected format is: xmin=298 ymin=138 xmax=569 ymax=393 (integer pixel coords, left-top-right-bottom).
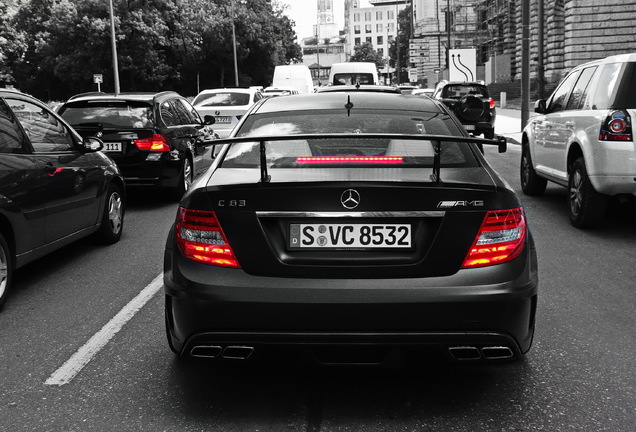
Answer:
xmin=282 ymin=0 xmax=372 ymax=41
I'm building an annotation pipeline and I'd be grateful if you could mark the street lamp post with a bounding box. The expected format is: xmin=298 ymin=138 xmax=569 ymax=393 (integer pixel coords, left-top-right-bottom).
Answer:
xmin=230 ymin=0 xmax=239 ymax=87
xmin=108 ymin=0 xmax=120 ymax=95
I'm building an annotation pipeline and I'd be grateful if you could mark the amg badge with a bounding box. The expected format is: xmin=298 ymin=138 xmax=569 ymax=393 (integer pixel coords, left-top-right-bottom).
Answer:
xmin=437 ymin=200 xmax=485 ymax=208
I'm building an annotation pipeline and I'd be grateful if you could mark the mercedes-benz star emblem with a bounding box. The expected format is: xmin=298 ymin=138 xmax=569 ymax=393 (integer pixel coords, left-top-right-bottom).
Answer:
xmin=340 ymin=189 xmax=360 ymax=209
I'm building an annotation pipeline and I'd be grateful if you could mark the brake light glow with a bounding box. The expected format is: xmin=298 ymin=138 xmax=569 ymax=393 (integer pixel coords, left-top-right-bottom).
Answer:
xmin=462 ymin=207 xmax=526 ymax=268
xmin=599 ymin=110 xmax=632 ymax=141
xmin=488 ymin=97 xmax=496 ymax=109
xmin=296 ymin=156 xmax=404 ymax=164
xmin=175 ymin=208 xmax=240 ymax=268
xmin=134 ymin=134 xmax=171 ymax=151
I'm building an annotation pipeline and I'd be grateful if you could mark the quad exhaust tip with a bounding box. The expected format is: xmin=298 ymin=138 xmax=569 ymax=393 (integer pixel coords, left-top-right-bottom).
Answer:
xmin=448 ymin=346 xmax=514 ymax=361
xmin=190 ymin=345 xmax=255 ymax=360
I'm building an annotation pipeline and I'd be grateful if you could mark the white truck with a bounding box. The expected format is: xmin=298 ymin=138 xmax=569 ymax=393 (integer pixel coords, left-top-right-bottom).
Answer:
xmin=272 ymin=65 xmax=314 ymax=94
xmin=328 ymin=62 xmax=379 ymax=86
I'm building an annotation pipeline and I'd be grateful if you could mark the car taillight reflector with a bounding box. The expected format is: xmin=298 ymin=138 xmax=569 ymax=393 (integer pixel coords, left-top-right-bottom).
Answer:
xmin=296 ymin=156 xmax=404 ymax=164
xmin=236 ymin=115 xmax=243 ymax=120
xmin=175 ymin=208 xmax=240 ymax=268
xmin=462 ymin=207 xmax=526 ymax=268
xmin=134 ymin=134 xmax=171 ymax=151
xmin=599 ymin=110 xmax=632 ymax=141
xmin=488 ymin=97 xmax=496 ymax=109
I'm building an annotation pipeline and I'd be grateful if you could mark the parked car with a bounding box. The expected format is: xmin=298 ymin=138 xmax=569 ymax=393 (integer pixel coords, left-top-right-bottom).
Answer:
xmin=191 ymin=88 xmax=264 ymax=138
xmin=58 ymin=91 xmax=205 ymax=198
xmin=521 ymin=52 xmax=636 ymax=228
xmin=398 ymin=84 xmax=419 ymax=95
xmin=262 ymin=86 xmax=300 ymax=98
xmin=0 ymin=89 xmax=125 ymax=309
xmin=163 ymin=91 xmax=538 ymax=364
xmin=432 ymin=80 xmax=496 ymax=138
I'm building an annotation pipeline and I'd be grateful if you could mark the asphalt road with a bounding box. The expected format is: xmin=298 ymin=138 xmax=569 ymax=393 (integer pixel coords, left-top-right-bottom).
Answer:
xmin=0 ymin=136 xmax=634 ymax=431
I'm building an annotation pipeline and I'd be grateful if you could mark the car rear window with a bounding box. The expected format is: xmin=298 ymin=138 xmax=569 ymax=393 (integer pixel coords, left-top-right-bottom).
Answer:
xmin=607 ymin=62 xmax=636 ymax=109
xmin=332 ymin=73 xmax=375 ymax=86
xmin=222 ymin=110 xmax=477 ymax=169
xmin=441 ymin=85 xmax=489 ymax=98
xmin=193 ymin=92 xmax=250 ymax=107
xmin=60 ymin=101 xmax=154 ymax=128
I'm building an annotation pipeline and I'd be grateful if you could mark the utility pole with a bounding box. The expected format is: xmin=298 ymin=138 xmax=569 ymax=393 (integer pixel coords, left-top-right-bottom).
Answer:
xmin=230 ymin=0 xmax=239 ymax=87
xmin=521 ymin=0 xmax=531 ymax=128
xmin=396 ymin=2 xmax=400 ymax=84
xmin=537 ymin=0 xmax=545 ymax=99
xmin=108 ymin=0 xmax=120 ymax=95
xmin=316 ymin=8 xmax=321 ymax=86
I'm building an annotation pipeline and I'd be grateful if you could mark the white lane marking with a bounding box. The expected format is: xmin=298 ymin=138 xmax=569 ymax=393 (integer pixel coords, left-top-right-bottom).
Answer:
xmin=45 ymin=273 xmax=163 ymax=386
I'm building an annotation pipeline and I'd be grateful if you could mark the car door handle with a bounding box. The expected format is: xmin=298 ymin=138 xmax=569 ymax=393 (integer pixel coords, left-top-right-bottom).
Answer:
xmin=565 ymin=121 xmax=575 ymax=130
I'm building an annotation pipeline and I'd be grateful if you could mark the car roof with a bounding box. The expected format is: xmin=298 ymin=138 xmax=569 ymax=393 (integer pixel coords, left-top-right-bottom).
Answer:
xmin=64 ymin=91 xmax=180 ymax=104
xmin=317 ymin=85 xmax=401 ymax=94
xmin=252 ymin=91 xmax=444 ymax=114
xmin=197 ymin=88 xmax=258 ymax=95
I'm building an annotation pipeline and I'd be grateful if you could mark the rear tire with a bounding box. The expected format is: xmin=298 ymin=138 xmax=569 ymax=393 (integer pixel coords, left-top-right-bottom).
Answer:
xmin=0 ymin=233 xmax=13 ymax=311
xmin=172 ymin=156 xmax=193 ymax=200
xmin=568 ymin=157 xmax=607 ymax=228
xmin=520 ymin=145 xmax=547 ymax=196
xmin=96 ymin=183 xmax=124 ymax=244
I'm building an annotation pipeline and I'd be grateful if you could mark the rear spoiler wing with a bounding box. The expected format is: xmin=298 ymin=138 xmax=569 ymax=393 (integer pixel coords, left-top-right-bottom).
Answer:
xmin=199 ymin=133 xmax=507 ymax=185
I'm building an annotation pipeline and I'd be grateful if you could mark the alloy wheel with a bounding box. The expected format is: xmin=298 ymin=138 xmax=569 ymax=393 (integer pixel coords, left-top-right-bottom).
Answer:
xmin=569 ymin=169 xmax=583 ymax=217
xmin=108 ymin=192 xmax=123 ymax=235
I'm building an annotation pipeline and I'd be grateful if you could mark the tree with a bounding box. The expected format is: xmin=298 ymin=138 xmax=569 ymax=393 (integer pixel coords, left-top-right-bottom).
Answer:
xmin=349 ymin=42 xmax=385 ymax=69
xmin=389 ymin=4 xmax=412 ymax=84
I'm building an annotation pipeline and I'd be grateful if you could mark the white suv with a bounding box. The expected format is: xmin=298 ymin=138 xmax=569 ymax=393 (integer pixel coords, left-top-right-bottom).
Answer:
xmin=521 ymin=53 xmax=636 ymax=228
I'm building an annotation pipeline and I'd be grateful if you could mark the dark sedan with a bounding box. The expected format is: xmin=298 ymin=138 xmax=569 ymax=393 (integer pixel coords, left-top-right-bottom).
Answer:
xmin=0 ymin=89 xmax=125 ymax=309
xmin=163 ymin=91 xmax=538 ymax=364
xmin=59 ymin=91 xmax=207 ymax=199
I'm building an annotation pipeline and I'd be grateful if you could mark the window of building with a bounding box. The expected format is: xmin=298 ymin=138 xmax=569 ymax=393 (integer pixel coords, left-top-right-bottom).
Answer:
xmin=377 ymin=36 xmax=383 ymax=45
xmin=354 ymin=25 xmax=360 ymax=34
xmin=387 ymin=23 xmax=395 ymax=31
xmin=355 ymin=37 xmax=361 ymax=45
xmin=365 ymin=12 xmax=372 ymax=21
xmin=388 ymin=10 xmax=394 ymax=19
xmin=354 ymin=13 xmax=359 ymax=22
xmin=378 ymin=48 xmax=384 ymax=56
xmin=376 ymin=24 xmax=383 ymax=32
xmin=376 ymin=11 xmax=383 ymax=20
xmin=365 ymin=24 xmax=372 ymax=33
xmin=366 ymin=37 xmax=372 ymax=44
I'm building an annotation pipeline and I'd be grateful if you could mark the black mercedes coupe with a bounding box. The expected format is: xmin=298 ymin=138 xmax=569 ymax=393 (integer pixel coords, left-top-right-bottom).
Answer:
xmin=163 ymin=91 xmax=538 ymax=364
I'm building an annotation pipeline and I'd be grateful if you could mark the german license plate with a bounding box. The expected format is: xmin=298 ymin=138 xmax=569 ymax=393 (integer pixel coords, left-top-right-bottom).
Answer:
xmin=464 ymin=124 xmax=476 ymax=131
xmin=103 ymin=142 xmax=122 ymax=152
xmin=215 ymin=116 xmax=232 ymax=124
xmin=289 ymin=223 xmax=411 ymax=249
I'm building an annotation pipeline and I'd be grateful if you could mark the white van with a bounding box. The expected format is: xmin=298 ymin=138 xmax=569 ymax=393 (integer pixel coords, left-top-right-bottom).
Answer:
xmin=272 ymin=65 xmax=314 ymax=94
xmin=328 ymin=62 xmax=379 ymax=86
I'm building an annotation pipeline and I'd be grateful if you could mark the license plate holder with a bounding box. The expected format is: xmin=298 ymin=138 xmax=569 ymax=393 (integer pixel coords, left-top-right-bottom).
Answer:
xmin=289 ymin=223 xmax=412 ymax=249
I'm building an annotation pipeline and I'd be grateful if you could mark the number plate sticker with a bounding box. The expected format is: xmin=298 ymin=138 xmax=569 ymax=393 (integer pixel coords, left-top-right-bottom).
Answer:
xmin=289 ymin=223 xmax=411 ymax=249
xmin=463 ymin=124 xmax=476 ymax=131
xmin=103 ymin=142 xmax=122 ymax=152
xmin=215 ymin=116 xmax=232 ymax=124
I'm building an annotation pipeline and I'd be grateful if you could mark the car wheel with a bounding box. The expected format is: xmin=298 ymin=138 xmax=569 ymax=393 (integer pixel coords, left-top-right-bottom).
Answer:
xmin=568 ymin=157 xmax=607 ymax=228
xmin=173 ymin=156 xmax=193 ymax=200
xmin=96 ymin=183 xmax=124 ymax=244
xmin=520 ymin=145 xmax=547 ymax=196
xmin=0 ymin=233 xmax=13 ymax=310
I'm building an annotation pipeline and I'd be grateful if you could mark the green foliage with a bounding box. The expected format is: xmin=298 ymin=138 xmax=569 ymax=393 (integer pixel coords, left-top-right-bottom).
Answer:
xmin=388 ymin=4 xmax=411 ymax=84
xmin=1 ymin=0 xmax=302 ymax=100
xmin=350 ymin=42 xmax=385 ymax=69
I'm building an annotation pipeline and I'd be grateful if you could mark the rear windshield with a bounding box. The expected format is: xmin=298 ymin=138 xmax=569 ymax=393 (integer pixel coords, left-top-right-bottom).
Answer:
xmin=441 ymin=85 xmax=489 ymax=99
xmin=222 ymin=110 xmax=477 ymax=169
xmin=59 ymin=101 xmax=153 ymax=128
xmin=192 ymin=92 xmax=250 ymax=107
xmin=332 ymin=73 xmax=375 ymax=86
xmin=595 ymin=62 xmax=636 ymax=109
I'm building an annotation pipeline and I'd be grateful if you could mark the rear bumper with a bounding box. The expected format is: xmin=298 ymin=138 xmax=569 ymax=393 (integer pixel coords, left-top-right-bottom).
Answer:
xmin=117 ymin=155 xmax=182 ymax=188
xmin=164 ymin=236 xmax=539 ymax=359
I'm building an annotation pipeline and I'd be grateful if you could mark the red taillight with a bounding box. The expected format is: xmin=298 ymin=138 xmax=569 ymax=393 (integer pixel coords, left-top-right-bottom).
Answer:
xmin=599 ymin=110 xmax=632 ymax=141
xmin=462 ymin=207 xmax=527 ymax=268
xmin=134 ymin=134 xmax=171 ymax=151
xmin=175 ymin=208 xmax=240 ymax=268
xmin=236 ymin=115 xmax=243 ymax=120
xmin=488 ymin=97 xmax=496 ymax=109
xmin=296 ymin=156 xmax=404 ymax=164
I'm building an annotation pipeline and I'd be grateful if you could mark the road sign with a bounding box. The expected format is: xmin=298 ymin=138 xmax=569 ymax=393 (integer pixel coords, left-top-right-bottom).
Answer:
xmin=93 ymin=74 xmax=103 ymax=84
xmin=449 ymin=49 xmax=477 ymax=82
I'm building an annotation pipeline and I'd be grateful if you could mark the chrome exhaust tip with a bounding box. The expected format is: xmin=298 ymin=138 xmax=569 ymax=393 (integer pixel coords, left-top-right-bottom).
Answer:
xmin=480 ymin=346 xmax=514 ymax=360
xmin=222 ymin=345 xmax=255 ymax=360
xmin=448 ymin=346 xmax=481 ymax=361
xmin=190 ymin=345 xmax=223 ymax=358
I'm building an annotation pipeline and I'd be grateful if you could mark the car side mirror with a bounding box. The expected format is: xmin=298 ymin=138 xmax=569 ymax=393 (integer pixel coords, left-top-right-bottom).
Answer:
xmin=204 ymin=115 xmax=216 ymax=126
xmin=496 ymin=135 xmax=507 ymax=153
xmin=534 ymin=99 xmax=547 ymax=114
xmin=82 ymin=136 xmax=104 ymax=152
